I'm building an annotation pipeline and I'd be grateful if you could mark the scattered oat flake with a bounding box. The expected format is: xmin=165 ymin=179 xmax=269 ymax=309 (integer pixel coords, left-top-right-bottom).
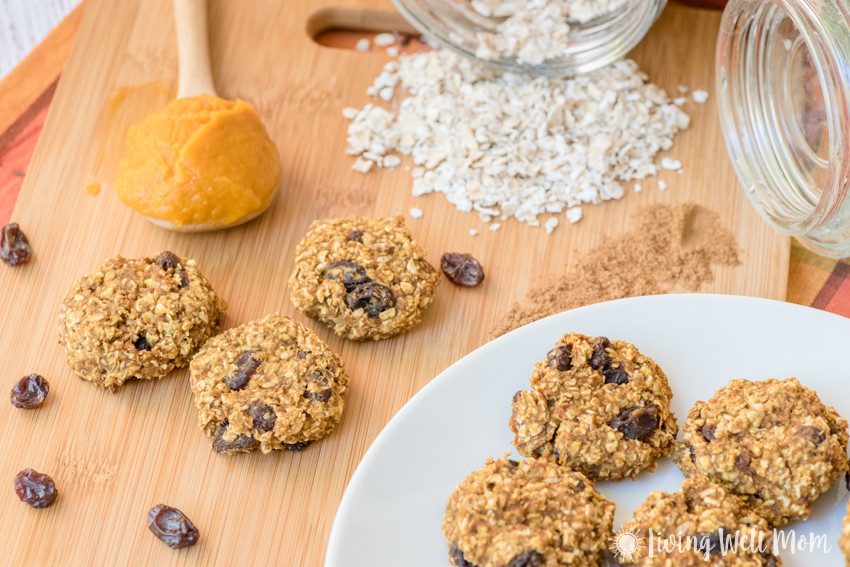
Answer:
xmin=374 ymin=33 xmax=396 ymax=47
xmin=469 ymin=229 xmax=478 ymax=236
xmin=545 ymin=218 xmax=559 ymax=234
xmin=693 ymin=90 xmax=709 ymax=103
xmin=659 ymin=181 xmax=668 ymax=191
xmin=345 ymin=51 xmax=690 ymax=227
xmin=566 ymin=207 xmax=582 ymax=223
xmin=673 ymin=97 xmax=687 ymax=106
xmin=342 ymin=107 xmax=359 ymax=120
xmin=677 ymin=85 xmax=689 ymax=93
xmin=409 ymin=207 xmax=424 ymax=218
xmin=489 ymin=223 xmax=501 ymax=232
xmin=634 ymin=184 xmax=642 ymax=192
xmin=356 ymin=38 xmax=371 ymax=52
xmin=352 ymin=158 xmax=374 ymax=173
xmin=387 ymin=46 xmax=399 ymax=57
xmin=661 ymin=158 xmax=682 ymax=171
xmin=383 ymin=155 xmax=402 ymax=168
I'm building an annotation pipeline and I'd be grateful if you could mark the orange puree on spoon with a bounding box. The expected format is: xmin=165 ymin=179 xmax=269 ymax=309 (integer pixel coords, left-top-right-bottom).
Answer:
xmin=114 ymin=0 xmax=281 ymax=232
xmin=114 ymin=94 xmax=281 ymax=229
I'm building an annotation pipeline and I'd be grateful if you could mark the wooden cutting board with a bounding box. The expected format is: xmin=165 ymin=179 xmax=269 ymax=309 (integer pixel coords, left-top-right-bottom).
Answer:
xmin=0 ymin=1 xmax=788 ymax=565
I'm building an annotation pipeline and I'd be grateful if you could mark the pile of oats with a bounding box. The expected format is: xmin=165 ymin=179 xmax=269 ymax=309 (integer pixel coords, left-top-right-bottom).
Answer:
xmin=345 ymin=50 xmax=689 ymax=229
xmin=470 ymin=0 xmax=630 ymax=65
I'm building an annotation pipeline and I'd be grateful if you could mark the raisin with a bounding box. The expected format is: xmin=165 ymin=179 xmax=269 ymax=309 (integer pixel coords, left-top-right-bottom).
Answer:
xmin=761 ymin=553 xmax=778 ymax=567
xmin=688 ymin=443 xmax=696 ymax=462
xmin=507 ymin=550 xmax=542 ymax=567
xmin=449 ymin=543 xmax=476 ymax=567
xmin=177 ymin=270 xmax=190 ymax=288
xmin=14 ymin=468 xmax=57 ymax=508
xmin=589 ymin=336 xmax=610 ymax=370
xmin=574 ymin=479 xmax=585 ymax=492
xmin=155 ymin=251 xmax=181 ymax=271
xmin=134 ymin=336 xmax=151 ymax=351
xmin=297 ymin=350 xmax=309 ymax=359
xmin=212 ymin=425 xmax=259 ymax=454
xmin=249 ymin=402 xmax=276 ymax=432
xmin=304 ymin=369 xmax=333 ymax=402
xmin=347 ymin=230 xmax=364 ymax=243
xmin=796 ymin=425 xmax=825 ymax=445
xmin=227 ymin=351 xmax=261 ymax=390
xmin=325 ymin=260 xmax=369 ymax=290
xmin=552 ymin=442 xmax=560 ymax=461
xmin=610 ymin=405 xmax=659 ymax=441
xmin=735 ymin=452 xmax=753 ymax=472
xmin=147 ymin=504 xmax=199 ymax=549
xmin=284 ymin=441 xmax=313 ymax=451
xmin=546 ymin=344 xmax=571 ymax=371
xmin=0 ymin=223 xmax=32 ymax=267
xmin=10 ymin=374 xmax=49 ymax=409
xmin=694 ymin=529 xmax=726 ymax=556
xmin=346 ymin=281 xmax=396 ymax=317
xmin=701 ymin=424 xmax=716 ymax=441
xmin=845 ymin=471 xmax=850 ymax=492
xmin=440 ymin=253 xmax=485 ymax=287
xmin=602 ymin=364 xmax=629 ymax=385
xmin=507 ymin=459 xmax=519 ymax=467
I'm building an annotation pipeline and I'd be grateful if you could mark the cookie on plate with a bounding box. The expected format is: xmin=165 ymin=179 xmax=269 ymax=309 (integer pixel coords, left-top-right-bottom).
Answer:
xmin=674 ymin=377 xmax=848 ymax=527
xmin=443 ymin=457 xmax=614 ymax=567
xmin=510 ymin=333 xmax=678 ymax=481
xmin=288 ymin=216 xmax=439 ymax=341
xmin=57 ymin=251 xmax=226 ymax=391
xmin=622 ymin=475 xmax=781 ymax=566
xmin=189 ymin=313 xmax=348 ymax=455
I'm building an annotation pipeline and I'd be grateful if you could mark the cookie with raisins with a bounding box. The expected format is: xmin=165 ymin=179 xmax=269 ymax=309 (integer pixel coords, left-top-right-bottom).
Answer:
xmin=443 ymin=457 xmax=614 ymax=567
xmin=674 ymin=378 xmax=848 ymax=527
xmin=189 ymin=313 xmax=348 ymax=455
xmin=57 ymin=252 xmax=226 ymax=391
xmin=288 ymin=216 xmax=439 ymax=341
xmin=510 ymin=333 xmax=678 ymax=481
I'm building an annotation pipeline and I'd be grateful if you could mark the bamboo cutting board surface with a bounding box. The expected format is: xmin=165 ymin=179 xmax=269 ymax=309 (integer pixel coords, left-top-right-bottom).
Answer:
xmin=0 ymin=1 xmax=789 ymax=565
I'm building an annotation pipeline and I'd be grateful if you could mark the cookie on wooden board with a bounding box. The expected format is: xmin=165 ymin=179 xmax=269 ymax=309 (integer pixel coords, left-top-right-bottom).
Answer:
xmin=57 ymin=251 xmax=226 ymax=391
xmin=288 ymin=215 xmax=439 ymax=341
xmin=189 ymin=313 xmax=348 ymax=455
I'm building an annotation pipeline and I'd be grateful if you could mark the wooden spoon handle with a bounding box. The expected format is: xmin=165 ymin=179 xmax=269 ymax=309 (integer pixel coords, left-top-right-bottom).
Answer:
xmin=174 ymin=0 xmax=217 ymax=98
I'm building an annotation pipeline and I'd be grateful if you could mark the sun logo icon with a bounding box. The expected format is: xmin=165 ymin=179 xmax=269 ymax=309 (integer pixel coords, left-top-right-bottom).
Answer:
xmin=609 ymin=525 xmax=645 ymax=562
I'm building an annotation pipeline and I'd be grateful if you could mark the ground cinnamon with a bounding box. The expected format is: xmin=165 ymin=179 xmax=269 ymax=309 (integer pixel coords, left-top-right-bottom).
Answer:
xmin=491 ymin=203 xmax=740 ymax=337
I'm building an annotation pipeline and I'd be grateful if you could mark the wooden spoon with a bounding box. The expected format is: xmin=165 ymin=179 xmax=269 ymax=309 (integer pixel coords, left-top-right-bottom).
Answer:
xmin=146 ymin=0 xmax=278 ymax=232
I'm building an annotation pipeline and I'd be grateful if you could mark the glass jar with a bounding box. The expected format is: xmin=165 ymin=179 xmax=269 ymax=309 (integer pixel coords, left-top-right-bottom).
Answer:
xmin=390 ymin=0 xmax=667 ymax=75
xmin=717 ymin=0 xmax=850 ymax=258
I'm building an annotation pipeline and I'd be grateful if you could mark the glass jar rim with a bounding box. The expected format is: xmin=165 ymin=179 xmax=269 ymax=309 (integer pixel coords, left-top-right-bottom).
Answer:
xmin=390 ymin=0 xmax=667 ymax=76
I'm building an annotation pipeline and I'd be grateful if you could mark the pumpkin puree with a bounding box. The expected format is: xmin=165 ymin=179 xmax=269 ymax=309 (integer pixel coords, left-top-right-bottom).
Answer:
xmin=114 ymin=94 xmax=281 ymax=227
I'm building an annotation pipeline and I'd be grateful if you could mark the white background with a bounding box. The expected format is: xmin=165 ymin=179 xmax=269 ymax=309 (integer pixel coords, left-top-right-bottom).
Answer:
xmin=0 ymin=0 xmax=81 ymax=79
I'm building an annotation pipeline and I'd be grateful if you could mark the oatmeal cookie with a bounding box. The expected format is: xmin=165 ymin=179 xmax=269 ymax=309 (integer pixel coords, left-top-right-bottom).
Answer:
xmin=288 ymin=216 xmax=439 ymax=341
xmin=674 ymin=378 xmax=848 ymax=527
xmin=443 ymin=457 xmax=614 ymax=567
xmin=623 ymin=475 xmax=781 ymax=566
xmin=510 ymin=333 xmax=678 ymax=481
xmin=57 ymin=251 xmax=226 ymax=391
xmin=189 ymin=313 xmax=347 ymax=455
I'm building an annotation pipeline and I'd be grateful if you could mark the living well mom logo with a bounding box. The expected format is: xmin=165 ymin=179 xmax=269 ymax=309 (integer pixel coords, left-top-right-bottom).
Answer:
xmin=609 ymin=525 xmax=832 ymax=561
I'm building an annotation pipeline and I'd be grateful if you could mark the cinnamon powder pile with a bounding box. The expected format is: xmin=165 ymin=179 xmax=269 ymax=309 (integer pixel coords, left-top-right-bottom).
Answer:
xmin=491 ymin=203 xmax=740 ymax=337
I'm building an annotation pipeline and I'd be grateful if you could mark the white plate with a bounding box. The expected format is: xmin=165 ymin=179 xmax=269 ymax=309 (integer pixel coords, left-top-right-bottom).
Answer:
xmin=326 ymin=294 xmax=850 ymax=566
